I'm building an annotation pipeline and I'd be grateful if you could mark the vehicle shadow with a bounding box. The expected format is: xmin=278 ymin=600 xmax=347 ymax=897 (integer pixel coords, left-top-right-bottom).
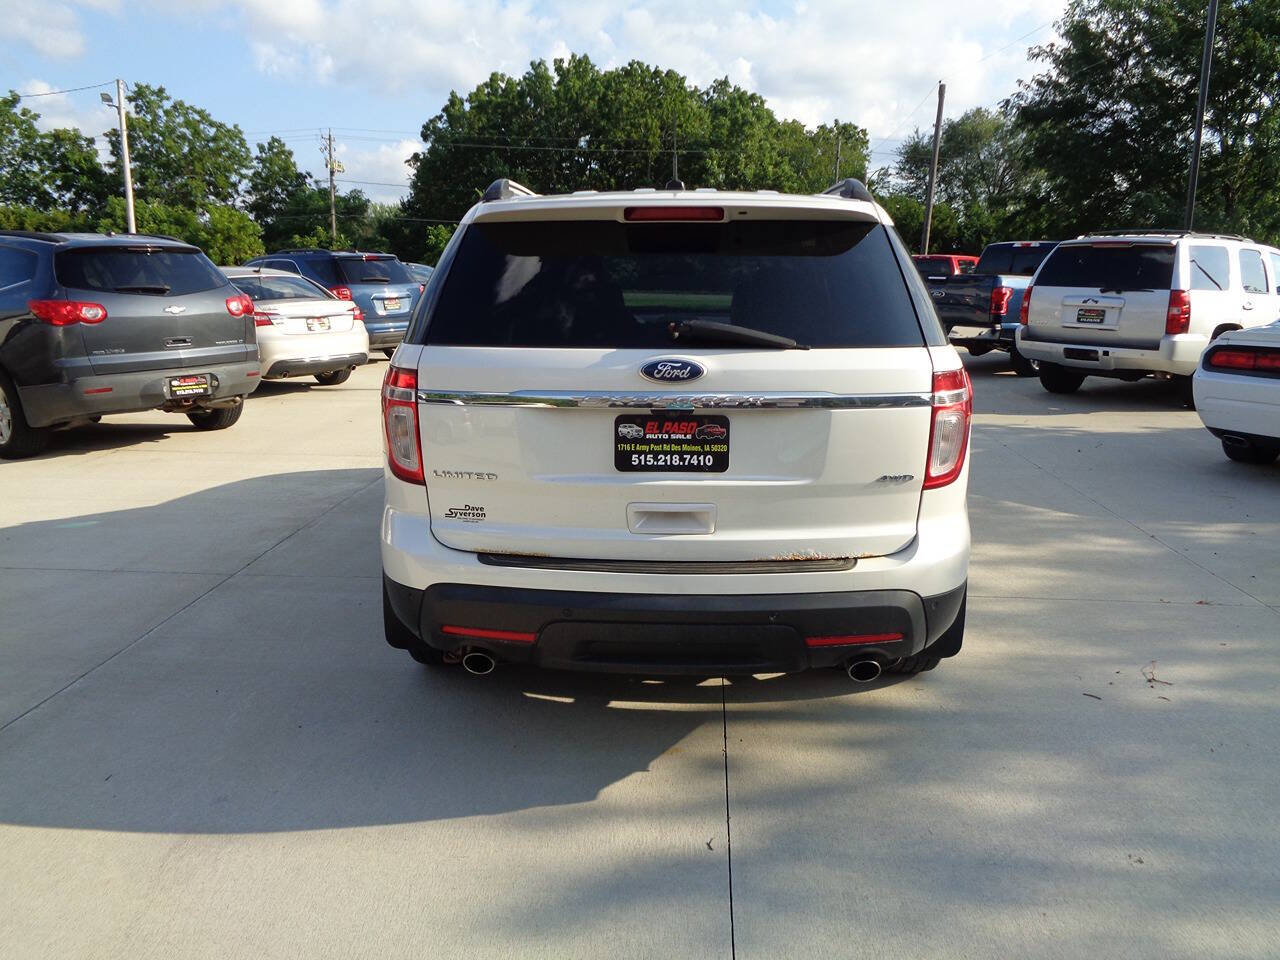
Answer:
xmin=962 ymin=350 xmax=1195 ymax=413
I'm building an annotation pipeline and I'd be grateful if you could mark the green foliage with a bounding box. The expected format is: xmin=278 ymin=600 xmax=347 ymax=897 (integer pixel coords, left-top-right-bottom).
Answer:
xmin=418 ymin=224 xmax=456 ymax=265
xmin=247 ymin=137 xmax=311 ymax=229
xmin=404 ymin=55 xmax=872 ymax=223
xmin=1 ymin=92 xmax=112 ymax=212
xmin=95 ymin=197 xmax=263 ymax=264
xmin=0 ymin=205 xmax=95 ymax=232
xmin=1010 ymin=0 xmax=1280 ymax=242
xmin=106 ymin=83 xmax=252 ymax=208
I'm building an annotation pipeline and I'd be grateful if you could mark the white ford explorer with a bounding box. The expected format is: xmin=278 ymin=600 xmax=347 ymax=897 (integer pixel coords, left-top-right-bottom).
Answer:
xmin=380 ymin=179 xmax=971 ymax=682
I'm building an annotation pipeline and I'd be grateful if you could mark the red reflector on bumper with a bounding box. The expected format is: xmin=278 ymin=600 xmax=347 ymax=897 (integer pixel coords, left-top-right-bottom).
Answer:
xmin=83 ymin=387 xmax=113 ymax=395
xmin=442 ymin=624 xmax=537 ymax=644
xmin=805 ymin=632 xmax=903 ymax=648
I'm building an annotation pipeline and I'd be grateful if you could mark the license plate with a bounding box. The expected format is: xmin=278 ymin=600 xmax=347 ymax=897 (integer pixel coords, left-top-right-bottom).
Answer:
xmin=383 ymin=297 xmax=402 ymax=311
xmin=615 ymin=415 xmax=729 ymax=472
xmin=1075 ymin=307 xmax=1107 ymax=324
xmin=306 ymin=317 xmax=330 ymax=332
xmin=169 ymin=374 xmax=211 ymax=398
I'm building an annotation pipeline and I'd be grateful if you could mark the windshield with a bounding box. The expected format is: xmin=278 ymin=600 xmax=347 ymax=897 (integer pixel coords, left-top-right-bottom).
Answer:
xmin=56 ymin=247 xmax=229 ymax=296
xmin=1036 ymin=244 xmax=1175 ymax=290
xmin=228 ymin=274 xmax=332 ymax=302
xmin=422 ymin=219 xmax=925 ymax=349
xmin=338 ymin=257 xmax=414 ymax=285
xmin=975 ymin=245 xmax=1054 ymax=276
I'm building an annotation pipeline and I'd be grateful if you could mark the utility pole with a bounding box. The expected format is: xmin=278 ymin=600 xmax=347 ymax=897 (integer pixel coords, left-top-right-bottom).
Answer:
xmin=324 ymin=129 xmax=340 ymax=243
xmin=834 ymin=119 xmax=842 ymax=182
xmin=920 ymin=81 xmax=946 ymax=254
xmin=1184 ymin=0 xmax=1220 ymax=230
xmin=671 ymin=109 xmax=679 ymax=186
xmin=101 ymin=80 xmax=136 ymax=233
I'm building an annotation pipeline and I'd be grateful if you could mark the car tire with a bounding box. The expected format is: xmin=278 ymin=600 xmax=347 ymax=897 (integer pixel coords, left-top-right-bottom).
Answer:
xmin=186 ymin=402 xmax=244 ymax=431
xmin=1222 ymin=439 xmax=1280 ymax=465
xmin=314 ymin=368 xmax=352 ymax=386
xmin=0 ymin=370 xmax=49 ymax=460
xmin=887 ymin=654 xmax=940 ymax=676
xmin=1178 ymin=376 xmax=1196 ymax=410
xmin=383 ymin=581 xmax=445 ymax=666
xmin=1010 ymin=347 xmax=1039 ymax=378
xmin=966 ymin=345 xmax=993 ymax=357
xmin=1038 ymin=362 xmax=1086 ymax=394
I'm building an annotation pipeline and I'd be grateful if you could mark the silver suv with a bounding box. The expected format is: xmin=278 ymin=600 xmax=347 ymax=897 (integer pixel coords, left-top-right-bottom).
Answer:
xmin=380 ymin=180 xmax=972 ymax=681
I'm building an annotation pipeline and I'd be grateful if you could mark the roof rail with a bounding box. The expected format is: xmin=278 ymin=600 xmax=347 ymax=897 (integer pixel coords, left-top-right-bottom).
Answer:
xmin=481 ymin=178 xmax=538 ymax=203
xmin=821 ymin=178 xmax=875 ymax=203
xmin=269 ymin=247 xmax=328 ymax=255
xmin=0 ymin=229 xmax=63 ymax=242
xmin=1082 ymin=228 xmax=1251 ymax=242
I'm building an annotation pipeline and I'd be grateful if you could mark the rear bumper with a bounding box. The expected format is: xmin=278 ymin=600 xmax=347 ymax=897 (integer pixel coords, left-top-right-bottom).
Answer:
xmin=365 ymin=320 xmax=410 ymax=349
xmin=264 ymin=352 xmax=367 ymax=379
xmin=17 ymin=361 xmax=261 ymax=428
xmin=1017 ymin=329 xmax=1207 ymax=377
xmin=385 ymin=575 xmax=966 ymax=674
xmin=948 ymin=322 xmax=1017 ymax=351
xmin=1194 ymin=368 xmax=1280 ymax=442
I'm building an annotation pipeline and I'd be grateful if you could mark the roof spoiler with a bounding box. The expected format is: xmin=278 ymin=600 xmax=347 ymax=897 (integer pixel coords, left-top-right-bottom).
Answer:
xmin=481 ymin=178 xmax=539 ymax=203
xmin=820 ymin=178 xmax=874 ymax=203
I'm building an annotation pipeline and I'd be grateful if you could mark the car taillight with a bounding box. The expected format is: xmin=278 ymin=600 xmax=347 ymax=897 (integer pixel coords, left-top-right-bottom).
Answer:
xmin=923 ymin=367 xmax=972 ymax=490
xmin=1166 ymin=290 xmax=1191 ymax=335
xmin=226 ymin=293 xmax=253 ymax=317
xmin=330 ymin=286 xmax=353 ymax=300
xmin=418 ymin=283 xmax=426 ymax=294
xmin=382 ymin=364 xmax=423 ymax=484
xmin=28 ymin=300 xmax=107 ymax=325
xmin=1205 ymin=346 xmax=1280 ymax=372
xmin=1019 ymin=284 xmax=1033 ymax=325
xmin=353 ymin=304 xmax=364 ymax=322
xmin=990 ymin=285 xmax=1013 ymax=318
xmin=253 ymin=311 xmax=278 ymax=327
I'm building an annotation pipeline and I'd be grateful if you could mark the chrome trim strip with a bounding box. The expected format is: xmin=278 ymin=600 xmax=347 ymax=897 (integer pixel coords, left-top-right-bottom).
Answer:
xmin=416 ymin=389 xmax=933 ymax=410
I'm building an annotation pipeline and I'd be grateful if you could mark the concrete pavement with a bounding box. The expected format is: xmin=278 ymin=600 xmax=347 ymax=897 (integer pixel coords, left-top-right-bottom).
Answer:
xmin=1 ymin=356 xmax=1277 ymax=958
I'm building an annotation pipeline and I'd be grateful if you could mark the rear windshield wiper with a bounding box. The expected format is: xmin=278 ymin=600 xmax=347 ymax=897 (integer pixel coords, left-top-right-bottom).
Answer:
xmin=113 ymin=283 xmax=172 ymax=294
xmin=353 ymin=276 xmax=391 ymax=284
xmin=1099 ymin=287 xmax=1153 ymax=294
xmin=668 ymin=318 xmax=808 ymax=350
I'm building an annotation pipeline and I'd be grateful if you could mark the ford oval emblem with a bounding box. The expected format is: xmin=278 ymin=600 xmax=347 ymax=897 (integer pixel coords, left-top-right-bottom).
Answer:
xmin=640 ymin=358 xmax=705 ymax=383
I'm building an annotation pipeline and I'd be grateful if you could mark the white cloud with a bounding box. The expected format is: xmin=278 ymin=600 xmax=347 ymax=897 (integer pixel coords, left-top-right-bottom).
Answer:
xmin=1 ymin=1 xmax=90 ymax=58
xmin=333 ymin=137 xmax=419 ymax=204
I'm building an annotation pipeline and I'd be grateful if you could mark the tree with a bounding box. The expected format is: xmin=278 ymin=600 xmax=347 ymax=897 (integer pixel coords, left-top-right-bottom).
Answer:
xmin=246 ymin=137 xmax=310 ymax=230
xmin=106 ymin=83 xmax=252 ymax=209
xmin=95 ymin=198 xmax=264 ymax=264
xmin=1009 ymin=0 xmax=1280 ymax=241
xmin=1 ymin=92 xmax=113 ymax=213
xmin=404 ymin=56 xmax=872 ymax=224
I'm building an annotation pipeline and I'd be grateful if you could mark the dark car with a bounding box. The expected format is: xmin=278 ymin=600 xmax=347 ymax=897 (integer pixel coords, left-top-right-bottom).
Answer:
xmin=244 ymin=249 xmax=422 ymax=354
xmin=695 ymin=423 xmax=727 ymax=439
xmin=0 ymin=231 xmax=260 ymax=459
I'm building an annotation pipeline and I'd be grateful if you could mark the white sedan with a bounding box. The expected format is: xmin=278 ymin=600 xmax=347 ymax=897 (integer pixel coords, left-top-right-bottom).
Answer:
xmin=1193 ymin=321 xmax=1280 ymax=465
xmin=222 ymin=267 xmax=369 ymax=385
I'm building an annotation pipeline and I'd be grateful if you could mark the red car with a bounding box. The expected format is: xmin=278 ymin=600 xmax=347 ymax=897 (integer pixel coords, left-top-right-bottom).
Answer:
xmin=912 ymin=254 xmax=978 ymax=279
xmin=695 ymin=423 xmax=727 ymax=440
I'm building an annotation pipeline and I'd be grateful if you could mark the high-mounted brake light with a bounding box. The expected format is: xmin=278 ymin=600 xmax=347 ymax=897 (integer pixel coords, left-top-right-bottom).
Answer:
xmin=923 ymin=367 xmax=972 ymax=490
xmin=624 ymin=206 xmax=724 ymax=222
xmin=28 ymin=300 xmax=107 ymax=326
xmin=1019 ymin=284 xmax=1033 ymax=325
xmin=225 ymin=293 xmax=254 ymax=317
xmin=382 ymin=364 xmax=424 ymax=484
xmin=330 ymin=286 xmax=353 ymax=301
xmin=1166 ymin=290 xmax=1191 ymax=335
xmin=991 ymin=285 xmax=1013 ymax=318
xmin=1205 ymin=346 xmax=1280 ymax=372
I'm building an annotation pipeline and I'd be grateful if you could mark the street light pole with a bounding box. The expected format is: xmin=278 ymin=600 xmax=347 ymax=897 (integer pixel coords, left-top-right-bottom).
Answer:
xmin=1184 ymin=0 xmax=1220 ymax=231
xmin=103 ymin=80 xmax=137 ymax=233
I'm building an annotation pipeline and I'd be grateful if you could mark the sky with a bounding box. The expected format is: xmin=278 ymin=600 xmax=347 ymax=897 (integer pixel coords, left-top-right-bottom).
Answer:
xmin=4 ymin=0 xmax=1067 ymax=205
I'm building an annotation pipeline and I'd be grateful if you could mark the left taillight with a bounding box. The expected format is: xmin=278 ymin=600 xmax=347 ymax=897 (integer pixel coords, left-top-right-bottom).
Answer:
xmin=1166 ymin=290 xmax=1191 ymax=335
xmin=1205 ymin=345 xmax=1280 ymax=372
xmin=226 ymin=293 xmax=254 ymax=317
xmin=28 ymin=300 xmax=107 ymax=326
xmin=990 ymin=285 xmax=1013 ymax=318
xmin=923 ymin=367 xmax=972 ymax=490
xmin=253 ymin=311 xmax=278 ymax=328
xmin=382 ymin=364 xmax=424 ymax=484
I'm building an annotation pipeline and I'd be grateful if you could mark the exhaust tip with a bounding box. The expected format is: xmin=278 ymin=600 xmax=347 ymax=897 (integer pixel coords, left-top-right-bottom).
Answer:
xmin=846 ymin=659 xmax=882 ymax=683
xmin=461 ymin=650 xmax=496 ymax=676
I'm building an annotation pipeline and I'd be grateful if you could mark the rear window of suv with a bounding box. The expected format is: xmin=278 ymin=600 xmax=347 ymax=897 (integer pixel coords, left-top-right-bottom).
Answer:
xmin=1036 ymin=243 xmax=1175 ymax=291
xmin=337 ymin=257 xmax=414 ymax=285
xmin=56 ymin=246 xmax=228 ymax=296
xmin=423 ymin=219 xmax=925 ymax=348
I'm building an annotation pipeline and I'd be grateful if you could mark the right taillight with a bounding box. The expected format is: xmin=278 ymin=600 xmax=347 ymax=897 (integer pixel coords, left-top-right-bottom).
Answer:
xmin=923 ymin=367 xmax=972 ymax=490
xmin=990 ymin=285 xmax=1013 ymax=318
xmin=1018 ymin=284 xmax=1033 ymax=325
xmin=330 ymin=286 xmax=353 ymax=301
xmin=1166 ymin=289 xmax=1191 ymax=335
xmin=253 ymin=311 xmax=278 ymax=328
xmin=382 ymin=364 xmax=424 ymax=485
xmin=28 ymin=299 xmax=107 ymax=326
xmin=1205 ymin=346 xmax=1280 ymax=372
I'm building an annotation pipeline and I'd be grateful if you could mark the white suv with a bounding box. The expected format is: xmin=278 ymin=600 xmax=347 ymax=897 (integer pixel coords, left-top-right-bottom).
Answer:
xmin=380 ymin=179 xmax=971 ymax=682
xmin=1016 ymin=231 xmax=1280 ymax=396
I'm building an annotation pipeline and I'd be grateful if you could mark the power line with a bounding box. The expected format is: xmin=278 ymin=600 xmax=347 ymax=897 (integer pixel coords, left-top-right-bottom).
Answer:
xmin=975 ymin=20 xmax=1057 ymax=65
xmin=14 ymin=80 xmax=113 ymax=98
